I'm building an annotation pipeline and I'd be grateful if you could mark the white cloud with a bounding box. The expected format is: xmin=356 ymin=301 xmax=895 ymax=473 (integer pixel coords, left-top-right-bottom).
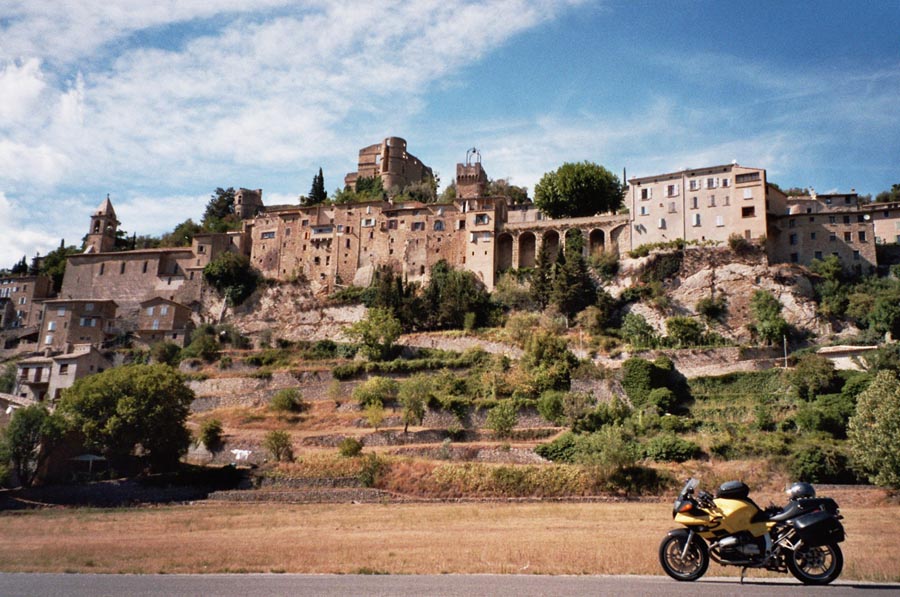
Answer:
xmin=0 ymin=192 xmax=60 ymax=267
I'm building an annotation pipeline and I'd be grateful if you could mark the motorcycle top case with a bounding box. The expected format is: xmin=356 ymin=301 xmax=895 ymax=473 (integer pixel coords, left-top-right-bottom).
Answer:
xmin=792 ymin=510 xmax=845 ymax=547
xmin=715 ymin=480 xmax=750 ymax=500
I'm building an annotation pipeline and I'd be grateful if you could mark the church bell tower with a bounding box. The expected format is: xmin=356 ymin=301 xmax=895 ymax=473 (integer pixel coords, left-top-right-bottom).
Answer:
xmin=85 ymin=195 xmax=120 ymax=253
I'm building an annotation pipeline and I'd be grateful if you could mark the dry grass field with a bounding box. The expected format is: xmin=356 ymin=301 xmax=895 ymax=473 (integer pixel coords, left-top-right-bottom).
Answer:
xmin=1 ymin=500 xmax=898 ymax=580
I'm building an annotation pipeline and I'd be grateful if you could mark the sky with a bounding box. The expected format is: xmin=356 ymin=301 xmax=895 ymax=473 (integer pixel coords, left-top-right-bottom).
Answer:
xmin=1 ymin=0 xmax=898 ymax=267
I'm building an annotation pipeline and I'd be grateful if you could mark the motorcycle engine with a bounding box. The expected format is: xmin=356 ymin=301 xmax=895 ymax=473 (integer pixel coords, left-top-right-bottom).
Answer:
xmin=714 ymin=534 xmax=764 ymax=562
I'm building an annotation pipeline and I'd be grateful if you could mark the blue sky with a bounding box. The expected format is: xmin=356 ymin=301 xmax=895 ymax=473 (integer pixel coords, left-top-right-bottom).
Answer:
xmin=1 ymin=0 xmax=898 ymax=267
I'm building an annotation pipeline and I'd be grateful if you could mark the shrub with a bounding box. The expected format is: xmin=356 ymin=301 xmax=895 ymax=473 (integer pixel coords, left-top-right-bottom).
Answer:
xmin=338 ymin=437 xmax=363 ymax=458
xmin=198 ymin=419 xmax=224 ymax=452
xmin=352 ymin=376 xmax=399 ymax=408
xmin=263 ymin=430 xmax=294 ymax=462
xmin=642 ymin=434 xmax=701 ymax=462
xmin=364 ymin=402 xmax=385 ymax=430
xmin=728 ymin=233 xmax=753 ymax=255
xmin=696 ymin=294 xmax=728 ymax=322
xmin=181 ymin=333 xmax=220 ymax=362
xmin=270 ymin=388 xmax=307 ymax=413
xmin=486 ymin=400 xmax=518 ymax=439
xmin=647 ymin=387 xmax=677 ymax=414
xmin=790 ymin=444 xmax=857 ymax=484
xmin=150 ymin=342 xmax=181 ymax=366
xmin=537 ymin=390 xmax=567 ymax=425
xmin=358 ymin=453 xmax=385 ymax=487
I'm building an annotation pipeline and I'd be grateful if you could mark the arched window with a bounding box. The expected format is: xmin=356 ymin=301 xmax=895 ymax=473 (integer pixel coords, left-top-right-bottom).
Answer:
xmin=434 ymin=220 xmax=445 ymax=231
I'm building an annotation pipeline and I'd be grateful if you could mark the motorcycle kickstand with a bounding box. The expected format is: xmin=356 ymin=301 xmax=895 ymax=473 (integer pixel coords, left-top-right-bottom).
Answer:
xmin=740 ymin=567 xmax=747 ymax=584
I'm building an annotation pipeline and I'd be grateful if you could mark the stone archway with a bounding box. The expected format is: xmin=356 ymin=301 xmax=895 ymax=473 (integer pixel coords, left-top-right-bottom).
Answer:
xmin=542 ymin=230 xmax=560 ymax=258
xmin=589 ymin=228 xmax=605 ymax=256
xmin=518 ymin=232 xmax=536 ymax=268
xmin=497 ymin=233 xmax=513 ymax=272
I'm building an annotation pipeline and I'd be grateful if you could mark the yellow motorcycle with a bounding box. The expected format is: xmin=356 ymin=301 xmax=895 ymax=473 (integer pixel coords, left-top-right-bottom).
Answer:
xmin=659 ymin=478 xmax=845 ymax=585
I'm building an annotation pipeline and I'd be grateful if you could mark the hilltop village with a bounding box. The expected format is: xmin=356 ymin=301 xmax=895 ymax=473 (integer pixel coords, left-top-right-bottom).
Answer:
xmin=2 ymin=136 xmax=900 ymax=403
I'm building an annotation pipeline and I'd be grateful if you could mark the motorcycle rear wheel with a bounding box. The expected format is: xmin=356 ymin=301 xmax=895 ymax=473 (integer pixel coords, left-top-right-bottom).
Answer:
xmin=786 ymin=542 xmax=843 ymax=585
xmin=659 ymin=533 xmax=709 ymax=582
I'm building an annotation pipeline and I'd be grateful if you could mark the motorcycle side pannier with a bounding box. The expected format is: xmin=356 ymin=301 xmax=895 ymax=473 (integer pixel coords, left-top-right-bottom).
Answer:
xmin=792 ymin=510 xmax=845 ymax=546
xmin=715 ymin=480 xmax=750 ymax=500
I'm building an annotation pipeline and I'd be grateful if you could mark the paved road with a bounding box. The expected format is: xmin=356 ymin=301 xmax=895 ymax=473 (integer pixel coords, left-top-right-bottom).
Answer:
xmin=1 ymin=574 xmax=897 ymax=597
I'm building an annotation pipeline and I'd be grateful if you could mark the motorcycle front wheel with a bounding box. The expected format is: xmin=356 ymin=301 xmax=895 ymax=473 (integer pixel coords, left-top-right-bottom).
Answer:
xmin=786 ymin=542 xmax=843 ymax=585
xmin=659 ymin=533 xmax=709 ymax=581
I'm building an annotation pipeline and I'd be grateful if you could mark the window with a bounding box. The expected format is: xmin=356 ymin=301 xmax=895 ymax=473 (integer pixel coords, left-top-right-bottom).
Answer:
xmin=789 ymin=219 xmax=796 ymax=228
xmin=434 ymin=220 xmax=445 ymax=231
xmin=843 ymin=216 xmax=850 ymax=224
xmin=743 ymin=188 xmax=753 ymax=199
xmin=735 ymin=172 xmax=760 ymax=183
xmin=857 ymin=214 xmax=865 ymax=223
xmin=640 ymin=205 xmax=649 ymax=216
xmin=815 ymin=251 xmax=823 ymax=260
xmin=641 ymin=187 xmax=652 ymax=200
xmin=474 ymin=214 xmax=490 ymax=225
xmin=810 ymin=232 xmax=817 ymax=240
xmin=85 ymin=302 xmax=94 ymax=312
xmin=706 ymin=177 xmax=717 ymax=189
xmin=668 ymin=202 xmax=677 ymax=213
xmin=146 ymin=306 xmax=154 ymax=316
xmin=715 ymin=215 xmax=725 ymax=227
xmin=44 ymin=334 xmax=53 ymax=345
xmin=59 ymin=364 xmax=69 ymax=375
xmin=666 ymin=184 xmax=679 ymax=197
xmin=789 ymin=233 xmax=798 ymax=245
xmin=412 ymin=222 xmax=425 ymax=231
xmin=47 ymin=321 xmax=56 ymax=331
xmin=844 ymin=231 xmax=852 ymax=242
xmin=658 ymin=218 xmax=666 ymax=229
xmin=724 ymin=194 xmax=731 ymax=205
xmin=160 ymin=305 xmax=169 ymax=315
xmin=345 ymin=239 xmax=351 ymax=248
xmin=689 ymin=180 xmax=700 ymax=191
xmin=336 ymin=224 xmax=344 ymax=232
xmin=707 ymin=196 xmax=715 ymax=207
xmin=57 ymin=307 xmax=66 ymax=316
xmin=362 ymin=218 xmax=375 ymax=227
xmin=853 ymin=250 xmax=860 ymax=261
xmin=829 ymin=233 xmax=837 ymax=242
xmin=152 ymin=319 xmax=160 ymax=330
xmin=387 ymin=220 xmax=398 ymax=230
xmin=790 ymin=253 xmax=799 ymax=263
xmin=261 ymin=231 xmax=276 ymax=239
xmin=691 ymin=196 xmax=698 ymax=209
xmin=79 ymin=317 xmax=96 ymax=327
xmin=692 ymin=213 xmax=701 ymax=227
xmin=721 ymin=178 xmax=730 ymax=188
xmin=829 ymin=216 xmax=837 ymax=224
xmin=741 ymin=206 xmax=756 ymax=218
xmin=859 ymin=231 xmax=867 ymax=242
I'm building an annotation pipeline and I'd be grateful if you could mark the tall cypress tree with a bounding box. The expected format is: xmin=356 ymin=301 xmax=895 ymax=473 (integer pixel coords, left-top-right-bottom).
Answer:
xmin=551 ymin=231 xmax=596 ymax=319
xmin=532 ymin=241 xmax=556 ymax=309
xmin=307 ymin=168 xmax=327 ymax=205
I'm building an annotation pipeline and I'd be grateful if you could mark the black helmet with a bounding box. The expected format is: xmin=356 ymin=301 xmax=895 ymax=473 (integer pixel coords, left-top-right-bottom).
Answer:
xmin=786 ymin=482 xmax=816 ymax=500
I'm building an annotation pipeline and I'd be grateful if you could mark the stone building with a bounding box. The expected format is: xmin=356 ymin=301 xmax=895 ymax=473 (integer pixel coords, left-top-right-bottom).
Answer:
xmin=84 ymin=196 xmax=120 ymax=254
xmin=0 ymin=274 xmax=53 ymax=329
xmin=627 ymin=164 xmax=770 ymax=250
xmin=14 ymin=345 xmax=112 ymax=403
xmin=38 ymin=299 xmax=118 ymax=352
xmin=234 ymin=188 xmax=264 ymax=219
xmin=343 ymin=137 xmax=433 ymax=192
xmin=767 ymin=190 xmax=877 ymax=272
xmin=136 ymin=297 xmax=194 ymax=347
xmin=60 ymin=198 xmax=241 ymax=322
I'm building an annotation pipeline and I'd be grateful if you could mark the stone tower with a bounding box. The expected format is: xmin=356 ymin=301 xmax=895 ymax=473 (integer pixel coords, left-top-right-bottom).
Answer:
xmin=456 ymin=148 xmax=488 ymax=199
xmin=85 ymin=196 xmax=119 ymax=253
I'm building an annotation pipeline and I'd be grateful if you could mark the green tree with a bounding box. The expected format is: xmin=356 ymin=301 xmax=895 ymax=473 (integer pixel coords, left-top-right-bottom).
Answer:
xmin=665 ymin=316 xmax=705 ymax=347
xmin=352 ymin=376 xmax=400 ymax=408
xmin=198 ymin=419 xmax=224 ymax=452
xmin=421 ymin=261 xmax=493 ymax=330
xmin=202 ymin=187 xmax=239 ymax=232
xmin=398 ymin=375 xmax=430 ymax=433
xmin=620 ymin=313 xmax=657 ymax=348
xmin=875 ymin=183 xmax=900 ymax=204
xmin=364 ymin=402 xmax=385 ymax=430
xmin=270 ymin=388 xmax=307 ymax=413
xmin=263 ymin=430 xmax=294 ymax=462
xmin=37 ymin=243 xmax=79 ymax=293
xmin=203 ymin=251 xmax=260 ymax=306
xmin=486 ymin=400 xmax=518 ymax=439
xmin=344 ymin=307 xmax=402 ymax=361
xmin=847 ymin=370 xmax=900 ymax=488
xmin=550 ymin=230 xmax=596 ymax=318
xmin=306 ymin=167 xmax=328 ymax=205
xmin=790 ymin=353 xmax=837 ymax=401
xmin=159 ymin=219 xmax=201 ymax=247
xmin=531 ymin=240 xmax=557 ymax=309
xmin=10 ymin=256 xmax=27 ymax=275
xmin=533 ymin=161 xmax=623 ymax=218
xmin=488 ymin=179 xmax=529 ymax=204
xmin=0 ymin=405 xmax=63 ymax=487
xmin=749 ymin=290 xmax=788 ymax=345
xmin=0 ymin=362 xmax=16 ymax=393
xmin=56 ymin=364 xmax=194 ymax=471
xmin=521 ymin=331 xmax=579 ymax=393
